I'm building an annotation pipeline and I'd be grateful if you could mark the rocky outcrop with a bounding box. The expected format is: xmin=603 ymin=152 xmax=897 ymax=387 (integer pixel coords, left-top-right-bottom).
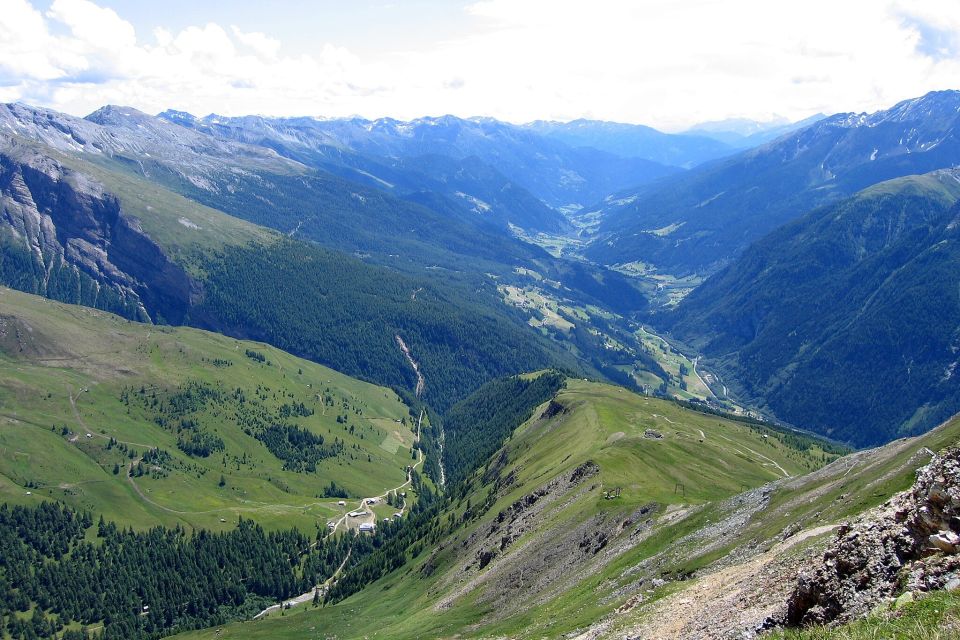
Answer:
xmin=0 ymin=103 xmax=293 ymax=187
xmin=464 ymin=461 xmax=601 ymax=570
xmin=780 ymin=447 xmax=960 ymax=626
xmin=0 ymin=138 xmax=197 ymax=322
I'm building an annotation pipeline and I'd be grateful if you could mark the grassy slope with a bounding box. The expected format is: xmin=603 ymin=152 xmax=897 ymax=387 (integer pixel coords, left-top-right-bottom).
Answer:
xmin=591 ymin=414 xmax=960 ymax=638
xmin=858 ymin=171 xmax=960 ymax=203
xmin=174 ymin=379 xmax=840 ymax=639
xmin=0 ymin=287 xmax=416 ymax=533
xmin=769 ymin=589 xmax=960 ymax=640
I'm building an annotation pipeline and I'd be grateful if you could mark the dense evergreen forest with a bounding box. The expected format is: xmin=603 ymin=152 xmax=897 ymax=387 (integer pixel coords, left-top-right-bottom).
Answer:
xmin=663 ymin=190 xmax=960 ymax=445
xmin=0 ymin=503 xmax=351 ymax=640
xmin=192 ymin=241 xmax=575 ymax=413
xmin=0 ymin=490 xmax=455 ymax=639
xmin=441 ymin=372 xmax=567 ymax=485
xmin=325 ymin=372 xmax=571 ymax=604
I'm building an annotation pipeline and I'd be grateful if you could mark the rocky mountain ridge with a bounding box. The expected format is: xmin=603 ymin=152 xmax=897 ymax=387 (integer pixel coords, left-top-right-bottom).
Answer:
xmin=0 ymin=103 xmax=299 ymax=194
xmin=161 ymin=109 xmax=679 ymax=210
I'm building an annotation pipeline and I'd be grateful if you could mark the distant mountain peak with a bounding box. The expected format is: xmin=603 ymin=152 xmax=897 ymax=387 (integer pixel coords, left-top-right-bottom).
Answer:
xmin=688 ymin=116 xmax=783 ymax=135
xmin=84 ymin=104 xmax=152 ymax=125
xmin=816 ymin=90 xmax=960 ymax=131
xmin=522 ymin=119 xmax=732 ymax=167
xmin=867 ymin=89 xmax=960 ymax=125
xmin=158 ymin=109 xmax=199 ymax=124
xmin=684 ymin=113 xmax=826 ymax=147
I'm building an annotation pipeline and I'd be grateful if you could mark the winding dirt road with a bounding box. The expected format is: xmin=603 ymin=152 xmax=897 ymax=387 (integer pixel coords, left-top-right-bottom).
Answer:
xmin=253 ymin=409 xmax=428 ymax=619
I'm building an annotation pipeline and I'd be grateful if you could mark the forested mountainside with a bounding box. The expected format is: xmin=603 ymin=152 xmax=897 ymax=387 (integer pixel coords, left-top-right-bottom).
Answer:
xmin=585 ymin=90 xmax=960 ymax=275
xmin=0 ymin=126 xmax=588 ymax=415
xmin=191 ymin=240 xmax=573 ymax=413
xmin=659 ymin=170 xmax=960 ymax=446
xmin=0 ymin=287 xmax=434 ymax=638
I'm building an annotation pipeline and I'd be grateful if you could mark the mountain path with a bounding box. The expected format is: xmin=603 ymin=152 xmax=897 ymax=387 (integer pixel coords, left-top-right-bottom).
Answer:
xmin=716 ymin=432 xmax=791 ymax=478
xmin=608 ymin=524 xmax=838 ymax=640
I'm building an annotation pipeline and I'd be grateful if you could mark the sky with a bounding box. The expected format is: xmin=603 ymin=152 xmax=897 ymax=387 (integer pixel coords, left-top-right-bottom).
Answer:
xmin=1 ymin=0 xmax=959 ymax=131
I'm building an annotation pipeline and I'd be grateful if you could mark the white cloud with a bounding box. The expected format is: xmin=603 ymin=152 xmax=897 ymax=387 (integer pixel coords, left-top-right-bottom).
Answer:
xmin=46 ymin=0 xmax=136 ymax=51
xmin=0 ymin=0 xmax=372 ymax=118
xmin=231 ymin=26 xmax=281 ymax=59
xmin=0 ymin=0 xmax=76 ymax=80
xmin=414 ymin=0 xmax=960 ymax=128
xmin=0 ymin=0 xmax=958 ymax=128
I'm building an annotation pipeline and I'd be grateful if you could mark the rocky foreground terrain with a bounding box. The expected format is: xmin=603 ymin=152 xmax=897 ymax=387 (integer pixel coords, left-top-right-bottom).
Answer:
xmin=778 ymin=446 xmax=960 ymax=627
xmin=581 ymin=445 xmax=960 ymax=639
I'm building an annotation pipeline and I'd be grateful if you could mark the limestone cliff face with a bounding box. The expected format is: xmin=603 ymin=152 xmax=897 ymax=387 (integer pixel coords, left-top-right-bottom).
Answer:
xmin=0 ymin=139 xmax=196 ymax=323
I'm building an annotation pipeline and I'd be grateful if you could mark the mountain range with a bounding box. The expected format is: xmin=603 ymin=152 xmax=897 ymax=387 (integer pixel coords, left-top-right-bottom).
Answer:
xmin=3 ymin=88 xmax=960 ymax=639
xmin=683 ymin=113 xmax=827 ymax=148
xmin=585 ymin=90 xmax=960 ymax=275
xmin=160 ymin=110 xmax=692 ymax=212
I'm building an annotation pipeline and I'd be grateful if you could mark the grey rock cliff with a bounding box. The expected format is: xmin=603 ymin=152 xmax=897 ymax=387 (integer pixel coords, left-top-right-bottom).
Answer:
xmin=0 ymin=137 xmax=196 ymax=322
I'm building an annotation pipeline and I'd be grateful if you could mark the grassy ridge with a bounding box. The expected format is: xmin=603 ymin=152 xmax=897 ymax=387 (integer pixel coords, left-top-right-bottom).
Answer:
xmin=173 ymin=379 xmax=842 ymax=639
xmin=0 ymin=287 xmax=416 ymax=533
